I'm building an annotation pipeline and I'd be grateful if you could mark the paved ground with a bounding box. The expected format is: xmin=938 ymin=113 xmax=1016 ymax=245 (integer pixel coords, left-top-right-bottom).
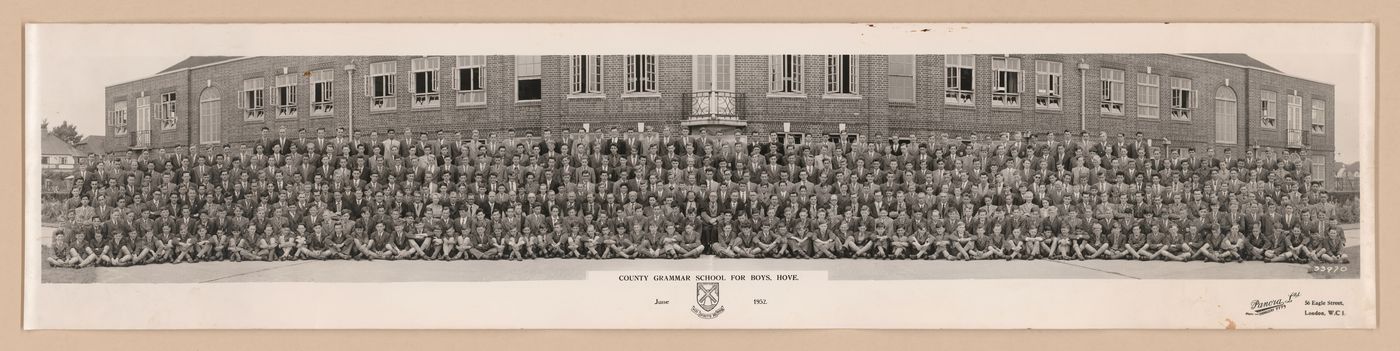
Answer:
xmin=38 ymin=225 xmax=1361 ymax=283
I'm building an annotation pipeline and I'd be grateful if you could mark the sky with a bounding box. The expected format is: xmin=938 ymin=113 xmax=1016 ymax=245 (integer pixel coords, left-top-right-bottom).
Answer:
xmin=27 ymin=24 xmax=1369 ymax=163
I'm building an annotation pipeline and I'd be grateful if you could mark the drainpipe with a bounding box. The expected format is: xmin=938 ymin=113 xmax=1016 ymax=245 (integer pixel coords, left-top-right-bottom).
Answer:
xmin=1077 ymin=59 xmax=1089 ymax=131
xmin=345 ymin=63 xmax=357 ymax=136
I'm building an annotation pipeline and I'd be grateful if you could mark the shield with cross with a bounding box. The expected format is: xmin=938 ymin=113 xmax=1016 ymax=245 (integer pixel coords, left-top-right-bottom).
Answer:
xmin=696 ymin=282 xmax=720 ymax=312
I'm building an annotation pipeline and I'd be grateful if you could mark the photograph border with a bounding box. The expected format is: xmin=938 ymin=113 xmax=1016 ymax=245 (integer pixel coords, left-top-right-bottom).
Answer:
xmin=1 ymin=0 xmax=1395 ymax=348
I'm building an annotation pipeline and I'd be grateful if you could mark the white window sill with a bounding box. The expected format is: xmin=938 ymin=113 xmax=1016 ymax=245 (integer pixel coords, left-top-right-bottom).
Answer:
xmin=515 ymin=100 xmax=542 ymax=105
xmin=567 ymin=93 xmax=606 ymax=99
xmin=821 ymin=93 xmax=862 ymax=100
xmin=411 ymin=104 xmax=441 ymax=110
xmin=622 ymin=92 xmax=660 ymax=98
xmin=766 ymin=92 xmax=806 ymax=98
xmin=455 ymin=103 xmax=486 ymax=108
xmin=991 ymin=104 xmax=1021 ymax=109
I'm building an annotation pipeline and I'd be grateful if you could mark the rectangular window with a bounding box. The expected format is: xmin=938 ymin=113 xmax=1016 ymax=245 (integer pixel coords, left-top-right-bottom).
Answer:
xmin=515 ymin=55 xmax=542 ymax=102
xmin=991 ymin=57 xmax=1020 ymax=107
xmin=411 ymin=57 xmax=440 ymax=108
xmin=110 ymin=101 xmax=128 ymax=135
xmin=1100 ymin=68 xmax=1125 ymax=115
xmin=454 ymin=56 xmax=485 ymax=106
xmin=888 ymin=55 xmax=914 ymax=103
xmin=368 ymin=61 xmax=397 ymax=111
xmin=944 ymin=55 xmax=974 ymax=105
xmin=569 ymin=55 xmax=603 ymax=96
xmin=625 ymin=55 xmax=657 ymax=94
xmin=199 ymin=90 xmax=221 ymax=144
xmin=775 ymin=132 xmax=804 ymax=145
xmin=157 ymin=92 xmax=177 ymax=130
xmin=824 ymin=55 xmax=859 ymax=95
xmin=1136 ymin=73 xmax=1160 ymax=118
xmin=310 ymin=69 xmax=334 ymax=116
xmin=768 ymin=55 xmax=804 ymax=94
xmin=1260 ymin=90 xmax=1277 ymax=128
xmin=694 ymin=55 xmax=734 ymax=92
xmin=134 ymin=96 xmax=151 ymax=146
xmin=1169 ymin=77 xmax=1194 ymax=120
xmin=1311 ymin=99 xmax=1326 ymax=134
xmin=1311 ymin=156 xmax=1326 ymax=181
xmin=274 ymin=74 xmax=298 ymax=117
xmin=241 ymin=78 xmax=266 ymax=121
xmin=135 ymin=96 xmax=151 ymax=133
xmin=1035 ymin=60 xmax=1062 ymax=110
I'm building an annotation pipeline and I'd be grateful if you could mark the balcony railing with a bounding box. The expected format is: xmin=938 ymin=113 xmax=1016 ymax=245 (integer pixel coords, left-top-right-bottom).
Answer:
xmin=684 ymin=91 xmax=745 ymax=126
xmin=135 ymin=130 xmax=151 ymax=148
xmin=1287 ymin=129 xmax=1304 ymax=148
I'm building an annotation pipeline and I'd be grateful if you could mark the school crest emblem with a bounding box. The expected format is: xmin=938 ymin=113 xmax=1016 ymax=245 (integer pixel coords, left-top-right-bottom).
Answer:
xmin=691 ymin=282 xmax=725 ymax=319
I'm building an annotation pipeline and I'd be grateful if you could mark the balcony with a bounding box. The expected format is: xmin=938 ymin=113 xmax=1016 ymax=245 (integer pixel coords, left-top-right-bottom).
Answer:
xmin=135 ymin=130 xmax=151 ymax=149
xmin=682 ymin=91 xmax=745 ymax=127
xmin=1287 ymin=129 xmax=1304 ymax=149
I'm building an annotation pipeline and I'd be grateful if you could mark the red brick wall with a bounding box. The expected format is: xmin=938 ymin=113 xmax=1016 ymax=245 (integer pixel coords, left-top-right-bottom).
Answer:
xmin=104 ymin=69 xmax=191 ymax=151
xmin=105 ymin=54 xmax=1335 ymax=176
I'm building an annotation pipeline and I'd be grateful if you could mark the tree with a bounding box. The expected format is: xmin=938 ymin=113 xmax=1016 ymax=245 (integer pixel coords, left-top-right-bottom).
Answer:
xmin=48 ymin=120 xmax=83 ymax=145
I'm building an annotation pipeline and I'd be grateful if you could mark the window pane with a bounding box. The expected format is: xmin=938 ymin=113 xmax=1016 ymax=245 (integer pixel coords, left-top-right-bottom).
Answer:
xmin=518 ymin=78 xmax=541 ymax=100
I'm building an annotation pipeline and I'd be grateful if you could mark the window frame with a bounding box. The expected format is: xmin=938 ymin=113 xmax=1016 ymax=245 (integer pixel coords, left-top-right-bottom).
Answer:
xmin=1169 ymin=77 xmax=1195 ymax=121
xmin=110 ymin=100 xmax=129 ymax=135
xmin=1034 ymin=60 xmax=1062 ymax=110
xmin=1260 ymin=90 xmax=1278 ymax=129
xmin=693 ymin=55 xmax=735 ymax=92
xmin=157 ymin=92 xmax=178 ymax=130
xmin=1287 ymin=94 xmax=1304 ymax=132
xmin=515 ymin=55 xmax=542 ymax=102
xmin=310 ymin=69 xmax=335 ymax=116
xmin=775 ymin=132 xmax=805 ymax=145
xmin=134 ymin=95 xmax=151 ymax=133
xmin=768 ymin=55 xmax=805 ymax=96
xmin=198 ymin=88 xmax=221 ymax=144
xmin=1099 ymin=68 xmax=1125 ymax=116
xmin=274 ymin=73 xmax=299 ymax=118
xmin=943 ymin=54 xmax=975 ymax=106
xmin=410 ymin=57 xmax=441 ymax=109
xmin=1215 ymin=87 xmax=1239 ymax=144
xmin=238 ymin=77 xmax=263 ymax=120
xmin=454 ymin=56 xmax=486 ymax=107
xmin=624 ymin=55 xmax=658 ymax=96
xmin=887 ymin=55 xmax=915 ymax=103
xmin=367 ymin=61 xmax=398 ymax=111
xmin=1310 ymin=99 xmax=1327 ymax=134
xmin=991 ymin=56 xmax=1021 ymax=107
xmin=568 ymin=55 xmax=604 ymax=97
xmin=823 ymin=54 xmax=860 ymax=97
xmin=1136 ymin=73 xmax=1160 ymax=118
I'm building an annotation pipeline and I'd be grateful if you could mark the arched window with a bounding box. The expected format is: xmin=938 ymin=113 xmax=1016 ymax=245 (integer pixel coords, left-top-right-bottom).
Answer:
xmin=1214 ymin=86 xmax=1238 ymax=144
xmin=199 ymin=87 xmax=222 ymax=144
